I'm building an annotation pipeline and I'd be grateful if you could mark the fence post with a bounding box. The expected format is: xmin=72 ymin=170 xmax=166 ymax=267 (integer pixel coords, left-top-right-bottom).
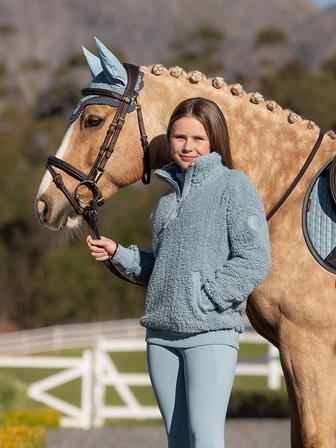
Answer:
xmin=52 ymin=325 xmax=64 ymax=352
xmin=267 ymin=343 xmax=281 ymax=390
xmin=81 ymin=349 xmax=94 ymax=429
xmin=93 ymin=342 xmax=105 ymax=428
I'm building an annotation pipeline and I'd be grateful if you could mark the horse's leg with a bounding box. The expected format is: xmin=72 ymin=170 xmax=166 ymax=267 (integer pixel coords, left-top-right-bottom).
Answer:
xmin=278 ymin=322 xmax=336 ymax=448
xmin=281 ymin=362 xmax=303 ymax=447
xmin=246 ymin=298 xmax=302 ymax=444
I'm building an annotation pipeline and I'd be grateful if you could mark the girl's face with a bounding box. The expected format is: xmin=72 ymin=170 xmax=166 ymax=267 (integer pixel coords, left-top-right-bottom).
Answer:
xmin=169 ymin=116 xmax=211 ymax=171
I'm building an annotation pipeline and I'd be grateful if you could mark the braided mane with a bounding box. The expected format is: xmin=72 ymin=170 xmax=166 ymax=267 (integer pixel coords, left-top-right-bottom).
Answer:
xmin=143 ymin=64 xmax=336 ymax=140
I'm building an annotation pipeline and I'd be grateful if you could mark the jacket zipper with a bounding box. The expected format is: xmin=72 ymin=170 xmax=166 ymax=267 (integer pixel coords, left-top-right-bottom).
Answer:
xmin=155 ymin=168 xmax=192 ymax=230
xmin=157 ymin=175 xmax=182 ymax=229
xmin=163 ymin=197 xmax=182 ymax=229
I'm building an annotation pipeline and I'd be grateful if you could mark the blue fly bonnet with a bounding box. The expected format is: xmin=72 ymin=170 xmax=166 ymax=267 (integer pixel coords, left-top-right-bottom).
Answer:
xmin=69 ymin=37 xmax=144 ymax=122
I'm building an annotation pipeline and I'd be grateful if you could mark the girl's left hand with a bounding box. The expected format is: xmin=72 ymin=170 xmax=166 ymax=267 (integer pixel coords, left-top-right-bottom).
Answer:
xmin=86 ymin=235 xmax=118 ymax=261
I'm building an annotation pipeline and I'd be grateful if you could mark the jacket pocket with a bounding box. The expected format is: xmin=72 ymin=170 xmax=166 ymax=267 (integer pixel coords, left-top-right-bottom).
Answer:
xmin=192 ymin=271 xmax=218 ymax=313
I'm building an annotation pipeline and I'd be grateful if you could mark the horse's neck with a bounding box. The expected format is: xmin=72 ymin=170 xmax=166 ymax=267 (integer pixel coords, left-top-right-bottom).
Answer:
xmin=140 ymin=65 xmax=336 ymax=210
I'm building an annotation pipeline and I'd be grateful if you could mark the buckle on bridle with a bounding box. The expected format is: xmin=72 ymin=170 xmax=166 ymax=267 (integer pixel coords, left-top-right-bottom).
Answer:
xmin=74 ymin=180 xmax=101 ymax=206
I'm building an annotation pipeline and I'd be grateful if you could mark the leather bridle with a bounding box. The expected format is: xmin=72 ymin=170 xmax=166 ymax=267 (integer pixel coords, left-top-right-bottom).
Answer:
xmin=45 ymin=63 xmax=151 ymax=286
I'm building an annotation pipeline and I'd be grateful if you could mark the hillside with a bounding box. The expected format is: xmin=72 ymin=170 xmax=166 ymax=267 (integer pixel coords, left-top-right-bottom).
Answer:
xmin=1 ymin=0 xmax=335 ymax=96
xmin=0 ymin=0 xmax=319 ymax=67
xmin=293 ymin=4 xmax=336 ymax=67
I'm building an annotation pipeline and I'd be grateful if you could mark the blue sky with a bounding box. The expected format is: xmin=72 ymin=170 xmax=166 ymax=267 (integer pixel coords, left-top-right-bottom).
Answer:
xmin=313 ymin=0 xmax=336 ymax=6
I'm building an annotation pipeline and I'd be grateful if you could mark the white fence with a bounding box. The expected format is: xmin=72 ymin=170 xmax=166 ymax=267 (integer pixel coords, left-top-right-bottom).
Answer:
xmin=0 ymin=351 xmax=93 ymax=428
xmin=0 ymin=327 xmax=283 ymax=428
xmin=93 ymin=337 xmax=282 ymax=428
xmin=93 ymin=339 xmax=161 ymax=427
xmin=0 ymin=316 xmax=257 ymax=356
xmin=0 ymin=318 xmax=144 ymax=355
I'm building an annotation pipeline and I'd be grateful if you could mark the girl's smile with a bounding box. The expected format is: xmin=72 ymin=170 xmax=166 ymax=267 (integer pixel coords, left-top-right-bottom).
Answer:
xmin=170 ymin=116 xmax=211 ymax=171
xmin=180 ymin=155 xmax=196 ymax=161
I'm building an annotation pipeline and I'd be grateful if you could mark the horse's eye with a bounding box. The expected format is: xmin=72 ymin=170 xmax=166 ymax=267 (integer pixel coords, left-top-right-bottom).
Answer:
xmin=85 ymin=115 xmax=103 ymax=128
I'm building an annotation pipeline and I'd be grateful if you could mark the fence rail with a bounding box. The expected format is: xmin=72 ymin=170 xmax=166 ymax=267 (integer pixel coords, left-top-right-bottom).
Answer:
xmin=0 ymin=315 xmax=254 ymax=355
xmin=0 ymin=318 xmax=145 ymax=355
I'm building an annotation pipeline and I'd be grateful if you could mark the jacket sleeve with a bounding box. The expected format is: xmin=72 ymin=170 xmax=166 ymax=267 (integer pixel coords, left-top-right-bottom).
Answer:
xmin=110 ymin=243 xmax=155 ymax=286
xmin=201 ymin=172 xmax=272 ymax=312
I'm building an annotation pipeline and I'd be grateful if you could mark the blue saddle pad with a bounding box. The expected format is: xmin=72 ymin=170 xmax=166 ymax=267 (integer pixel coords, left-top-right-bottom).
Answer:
xmin=302 ymin=157 xmax=336 ymax=274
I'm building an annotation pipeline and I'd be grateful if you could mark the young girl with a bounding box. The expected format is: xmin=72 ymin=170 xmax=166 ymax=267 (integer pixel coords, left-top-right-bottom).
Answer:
xmin=87 ymin=97 xmax=272 ymax=448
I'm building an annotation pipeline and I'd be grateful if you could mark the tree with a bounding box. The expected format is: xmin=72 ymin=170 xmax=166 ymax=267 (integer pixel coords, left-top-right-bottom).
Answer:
xmin=56 ymin=46 xmax=126 ymax=76
xmin=167 ymin=24 xmax=225 ymax=75
xmin=20 ymin=58 xmax=47 ymax=72
xmin=323 ymin=56 xmax=336 ymax=79
xmin=0 ymin=23 xmax=17 ymax=35
xmin=260 ymin=59 xmax=336 ymax=131
xmin=254 ymin=27 xmax=287 ymax=48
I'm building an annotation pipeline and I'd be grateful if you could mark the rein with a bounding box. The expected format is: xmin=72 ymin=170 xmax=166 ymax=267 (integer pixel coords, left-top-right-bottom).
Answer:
xmin=45 ymin=63 xmax=150 ymax=286
xmin=266 ymin=131 xmax=324 ymax=221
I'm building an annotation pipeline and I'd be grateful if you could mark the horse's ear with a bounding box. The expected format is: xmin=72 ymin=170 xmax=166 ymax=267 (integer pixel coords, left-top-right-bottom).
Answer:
xmin=82 ymin=46 xmax=103 ymax=78
xmin=94 ymin=36 xmax=127 ymax=86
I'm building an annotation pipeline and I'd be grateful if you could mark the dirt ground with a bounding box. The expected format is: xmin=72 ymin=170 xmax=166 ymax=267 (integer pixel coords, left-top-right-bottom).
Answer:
xmin=47 ymin=418 xmax=291 ymax=448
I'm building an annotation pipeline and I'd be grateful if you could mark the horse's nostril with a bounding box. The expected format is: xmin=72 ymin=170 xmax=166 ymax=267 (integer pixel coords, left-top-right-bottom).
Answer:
xmin=37 ymin=199 xmax=48 ymax=220
xmin=37 ymin=200 xmax=45 ymax=214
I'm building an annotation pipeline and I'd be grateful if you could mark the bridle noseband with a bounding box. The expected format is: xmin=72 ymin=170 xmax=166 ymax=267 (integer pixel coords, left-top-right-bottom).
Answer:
xmin=45 ymin=63 xmax=151 ymax=286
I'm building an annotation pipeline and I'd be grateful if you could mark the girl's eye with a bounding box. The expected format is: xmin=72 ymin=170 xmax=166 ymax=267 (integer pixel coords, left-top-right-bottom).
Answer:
xmin=85 ymin=115 xmax=103 ymax=128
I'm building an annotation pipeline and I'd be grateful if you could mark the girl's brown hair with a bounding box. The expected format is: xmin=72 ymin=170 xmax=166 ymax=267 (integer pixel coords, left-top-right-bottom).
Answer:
xmin=167 ymin=97 xmax=234 ymax=169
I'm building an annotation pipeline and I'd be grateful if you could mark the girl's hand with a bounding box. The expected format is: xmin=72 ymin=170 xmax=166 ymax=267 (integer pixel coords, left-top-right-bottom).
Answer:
xmin=86 ymin=235 xmax=118 ymax=262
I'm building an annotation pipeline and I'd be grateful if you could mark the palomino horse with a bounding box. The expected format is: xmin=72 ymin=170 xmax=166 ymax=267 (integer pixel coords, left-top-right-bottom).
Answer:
xmin=35 ymin=39 xmax=336 ymax=447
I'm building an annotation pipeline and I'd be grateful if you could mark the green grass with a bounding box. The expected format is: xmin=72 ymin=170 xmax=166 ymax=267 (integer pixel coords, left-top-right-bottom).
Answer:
xmin=237 ymin=342 xmax=268 ymax=360
xmin=0 ymin=343 xmax=286 ymax=415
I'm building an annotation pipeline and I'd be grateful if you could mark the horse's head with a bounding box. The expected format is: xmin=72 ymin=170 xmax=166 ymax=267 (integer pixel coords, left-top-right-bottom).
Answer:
xmin=35 ymin=38 xmax=170 ymax=231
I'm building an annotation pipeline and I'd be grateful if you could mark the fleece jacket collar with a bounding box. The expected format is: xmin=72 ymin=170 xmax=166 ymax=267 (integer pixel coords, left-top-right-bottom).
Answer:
xmin=154 ymin=151 xmax=224 ymax=195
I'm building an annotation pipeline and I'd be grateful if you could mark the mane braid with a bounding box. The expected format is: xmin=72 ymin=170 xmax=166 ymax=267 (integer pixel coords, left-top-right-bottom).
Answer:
xmin=144 ymin=63 xmax=336 ymax=140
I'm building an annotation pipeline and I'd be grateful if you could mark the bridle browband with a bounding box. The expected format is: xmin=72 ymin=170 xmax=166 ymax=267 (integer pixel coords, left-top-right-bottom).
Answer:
xmin=45 ymin=63 xmax=151 ymax=286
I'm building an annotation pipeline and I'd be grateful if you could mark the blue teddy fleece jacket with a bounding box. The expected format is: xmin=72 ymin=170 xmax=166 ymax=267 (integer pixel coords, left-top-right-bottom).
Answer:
xmin=111 ymin=151 xmax=272 ymax=334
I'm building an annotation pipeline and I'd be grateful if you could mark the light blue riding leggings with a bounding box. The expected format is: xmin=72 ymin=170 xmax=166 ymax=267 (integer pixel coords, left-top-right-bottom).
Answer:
xmin=146 ymin=343 xmax=238 ymax=448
